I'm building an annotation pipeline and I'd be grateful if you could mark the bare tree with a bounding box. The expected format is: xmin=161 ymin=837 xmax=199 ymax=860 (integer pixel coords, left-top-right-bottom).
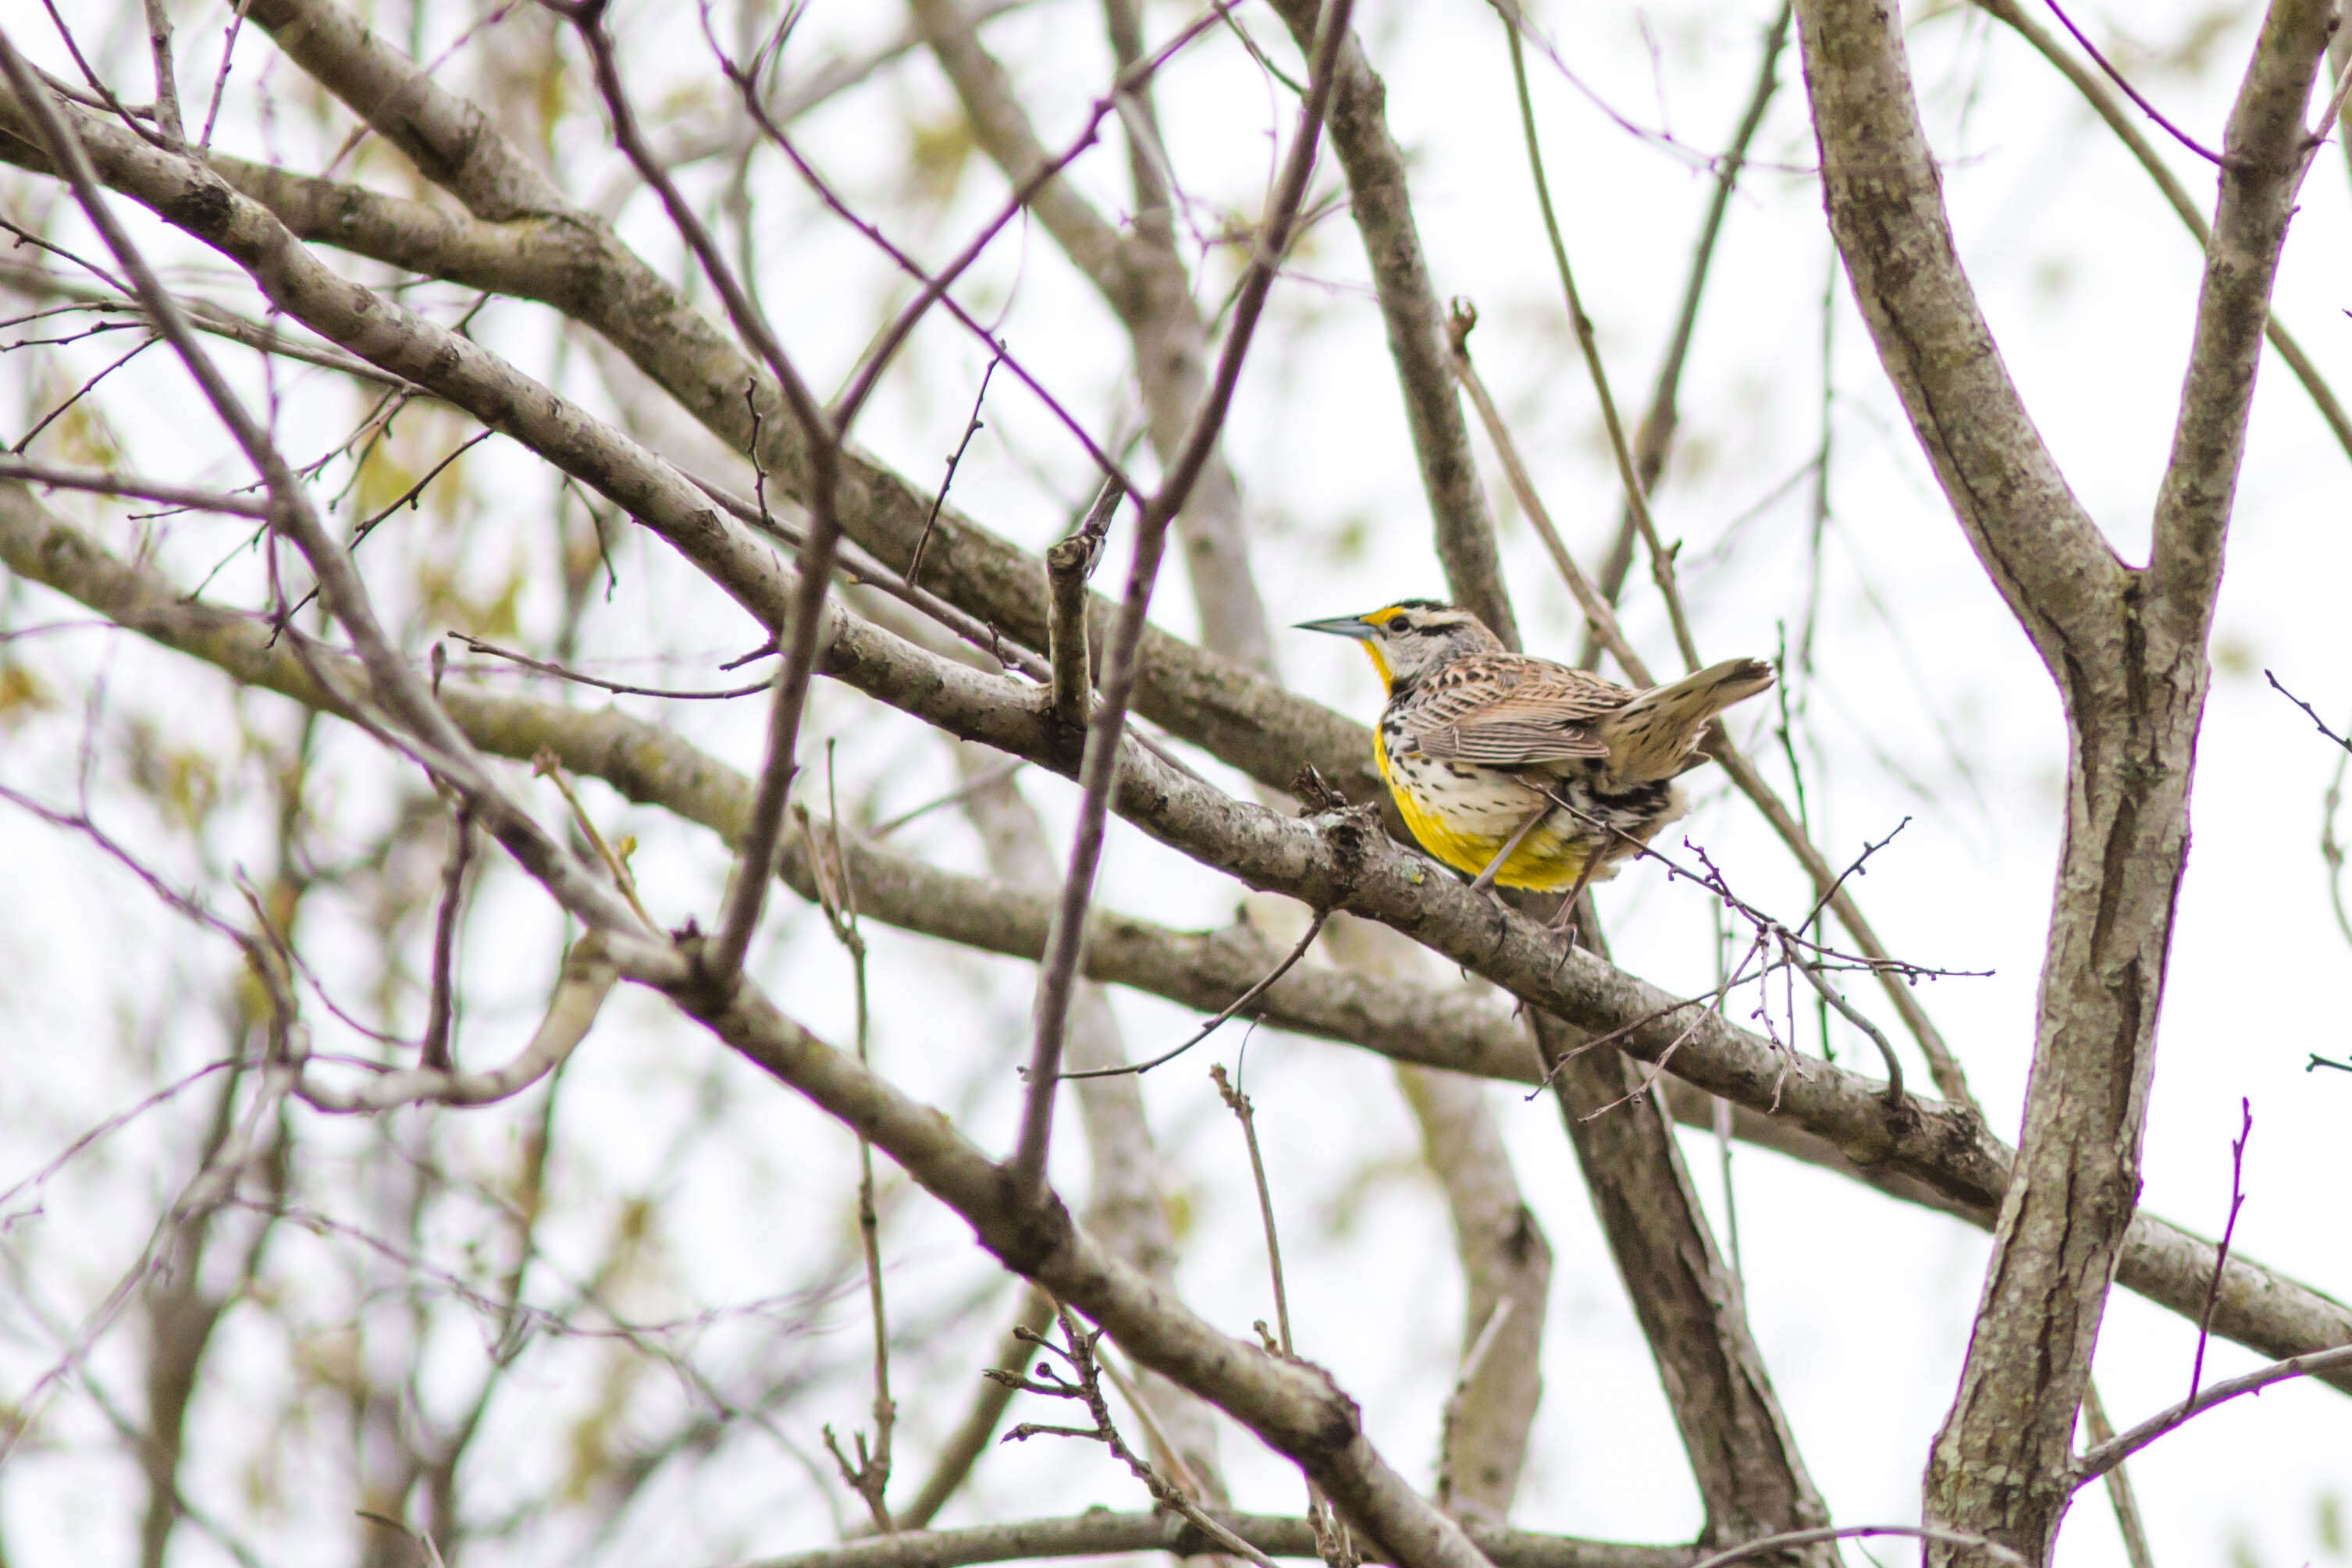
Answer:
xmin=0 ymin=2 xmax=2347 ymax=1566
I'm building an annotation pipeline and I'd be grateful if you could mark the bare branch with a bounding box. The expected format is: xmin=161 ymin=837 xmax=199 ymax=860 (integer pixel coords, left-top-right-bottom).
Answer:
xmin=1045 ymin=537 xmax=1094 ymax=733
xmin=0 ymin=27 xmax=642 ymax=942
xmin=909 ymin=0 xmax=1273 ymax=667
xmin=294 ymin=936 xmax=617 ymax=1112
xmin=2074 ymin=1342 xmax=2352 ymax=1485
xmin=2035 ymin=0 xmax=2226 ymax=165
xmin=137 ymin=0 xmax=183 ymax=144
xmin=2079 ymin=1382 xmax=2158 ymax=1568
xmin=2146 ymin=0 xmax=2336 ymax=624
xmin=742 ymin=1510 xmax=1682 ymax=1568
xmin=653 ymin=970 xmax=1499 ymax=1568
xmin=0 ymin=455 xmax=272 ymax=517
xmin=898 ymin=1289 xmax=1059 ymax=1530
xmin=1530 ymin=1011 xmax=1834 ymax=1556
xmin=1686 ymin=1526 xmax=2025 ymax=1568
xmin=2187 ymin=1099 xmax=2253 ymax=1406
xmin=11 ymin=485 xmax=2351 ymax=1400
xmin=1969 ymin=0 xmax=2352 ymax=469
xmin=1396 ymin=1060 xmax=1550 ymax=1523
xmin=1451 ymin=314 xmax=1974 ymax=1109
xmin=1798 ymin=0 xmax=2120 ymax=675
xmin=1010 ymin=0 xmax=1354 ymax=1207
xmin=561 ymin=0 xmax=842 ymax=991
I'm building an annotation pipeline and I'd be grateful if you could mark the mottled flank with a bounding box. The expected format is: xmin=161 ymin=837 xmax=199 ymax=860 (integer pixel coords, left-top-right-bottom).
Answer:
xmin=1304 ymin=602 xmax=1774 ymax=891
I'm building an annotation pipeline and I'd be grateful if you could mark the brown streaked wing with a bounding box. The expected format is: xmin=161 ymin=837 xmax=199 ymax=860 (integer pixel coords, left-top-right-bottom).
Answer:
xmin=1404 ymin=659 xmax=1628 ymax=766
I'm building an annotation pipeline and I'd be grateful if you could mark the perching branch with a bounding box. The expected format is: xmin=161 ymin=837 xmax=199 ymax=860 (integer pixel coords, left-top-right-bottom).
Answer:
xmin=11 ymin=483 xmax=2350 ymax=1402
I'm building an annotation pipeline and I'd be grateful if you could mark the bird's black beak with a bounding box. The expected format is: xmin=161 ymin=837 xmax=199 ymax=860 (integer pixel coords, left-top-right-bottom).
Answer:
xmin=1293 ymin=613 xmax=1377 ymax=640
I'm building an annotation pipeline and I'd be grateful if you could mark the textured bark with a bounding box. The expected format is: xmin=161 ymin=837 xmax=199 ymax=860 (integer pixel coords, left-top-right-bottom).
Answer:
xmin=9 ymin=484 xmax=2349 ymax=1401
xmin=741 ymin=1509 xmax=1685 ymax=1568
xmin=1795 ymin=0 xmax=2336 ymax=1556
xmin=1532 ymin=1019 xmax=1833 ymax=1563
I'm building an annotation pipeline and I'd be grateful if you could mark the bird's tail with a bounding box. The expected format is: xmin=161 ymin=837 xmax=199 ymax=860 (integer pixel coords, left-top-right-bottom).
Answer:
xmin=1599 ymin=657 xmax=1776 ymax=780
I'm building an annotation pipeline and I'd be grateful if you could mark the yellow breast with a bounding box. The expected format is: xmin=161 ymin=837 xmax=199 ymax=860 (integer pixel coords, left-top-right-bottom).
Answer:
xmin=1373 ymin=734 xmax=1592 ymax=892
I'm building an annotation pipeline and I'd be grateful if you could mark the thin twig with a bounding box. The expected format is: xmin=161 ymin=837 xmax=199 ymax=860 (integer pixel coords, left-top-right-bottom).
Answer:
xmin=992 ymin=1309 xmax=1279 ymax=1568
xmin=532 ymin=750 xmax=653 ymax=929
xmin=1685 ymin=1524 xmax=2028 ymax=1568
xmin=2265 ymin=669 xmax=2352 ymax=754
xmin=195 ymin=0 xmax=254 ymax=152
xmin=34 ymin=1 xmax=169 ymax=151
xmin=419 ymin=798 xmax=475 ymax=1072
xmin=447 ymin=633 xmax=774 ymax=700
xmin=565 ymin=0 xmax=844 ymax=990
xmin=138 ymin=0 xmax=184 ymax=145
xmin=1210 ymin=1065 xmax=1295 ymax=1358
xmin=1499 ymin=11 xmax=1699 ymax=674
xmin=2188 ymin=1097 xmax=2251 ymax=1407
xmin=2081 ymin=1380 xmax=2158 ymax=1568
xmin=0 ymin=28 xmax=642 ymax=943
xmin=1774 ymin=927 xmax=1902 ymax=1107
xmin=1009 ymin=0 xmax=1354 ymax=1208
xmin=896 ymin=1289 xmax=1057 ymax=1530
xmin=723 ymin=30 xmax=1151 ymax=493
xmin=1062 ymin=913 xmax=1328 ymax=1083
xmin=1454 ymin=307 xmax=1978 ymax=1108
xmin=813 ymin=753 xmax=895 ymax=1533
xmin=2076 ymin=1342 xmax=2352 ymax=1485
xmin=0 ymin=455 xmax=272 ymax=517
xmin=907 ymin=350 xmax=1002 ymax=591
xmin=2038 ymin=0 xmax=2227 ymax=166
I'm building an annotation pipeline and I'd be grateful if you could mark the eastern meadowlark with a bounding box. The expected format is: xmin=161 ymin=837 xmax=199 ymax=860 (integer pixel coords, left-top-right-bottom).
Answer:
xmin=1297 ymin=601 xmax=1774 ymax=904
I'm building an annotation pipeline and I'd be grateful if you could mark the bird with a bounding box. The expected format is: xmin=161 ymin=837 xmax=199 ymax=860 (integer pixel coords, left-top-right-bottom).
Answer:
xmin=1296 ymin=600 xmax=1774 ymax=914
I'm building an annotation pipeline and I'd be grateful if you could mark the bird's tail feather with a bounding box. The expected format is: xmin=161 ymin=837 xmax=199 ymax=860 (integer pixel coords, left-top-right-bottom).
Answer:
xmin=1599 ymin=657 xmax=1776 ymax=780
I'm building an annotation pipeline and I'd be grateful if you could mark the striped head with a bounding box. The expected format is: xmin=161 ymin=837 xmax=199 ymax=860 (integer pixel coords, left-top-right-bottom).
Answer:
xmin=1293 ymin=601 xmax=1503 ymax=692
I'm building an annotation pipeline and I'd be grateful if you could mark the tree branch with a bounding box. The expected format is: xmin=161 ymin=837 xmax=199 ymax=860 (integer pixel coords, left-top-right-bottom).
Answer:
xmin=742 ymin=1509 xmax=1683 ymax=1568
xmin=645 ymin=963 xmax=1498 ymax=1568
xmin=1969 ymin=0 xmax=2352 ymax=470
xmin=1529 ymin=1015 xmax=1833 ymax=1559
xmin=294 ymin=935 xmax=617 ymax=1112
xmin=9 ymin=482 xmax=2350 ymax=1403
xmin=2145 ymin=0 xmax=2334 ymax=624
xmin=1797 ymin=0 xmax=2121 ymax=677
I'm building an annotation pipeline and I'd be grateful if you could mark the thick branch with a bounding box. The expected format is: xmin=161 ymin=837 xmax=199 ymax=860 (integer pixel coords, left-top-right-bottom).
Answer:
xmin=1796 ymin=0 xmax=2121 ymax=676
xmin=9 ymin=484 xmax=2349 ymax=1399
xmin=2145 ymin=0 xmax=2334 ymax=624
xmin=745 ymin=1511 xmax=1682 ymax=1568
xmin=650 ymin=967 xmax=1496 ymax=1568
xmin=1795 ymin=0 xmax=2340 ymax=1557
xmin=1530 ymin=1017 xmax=1832 ymax=1558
